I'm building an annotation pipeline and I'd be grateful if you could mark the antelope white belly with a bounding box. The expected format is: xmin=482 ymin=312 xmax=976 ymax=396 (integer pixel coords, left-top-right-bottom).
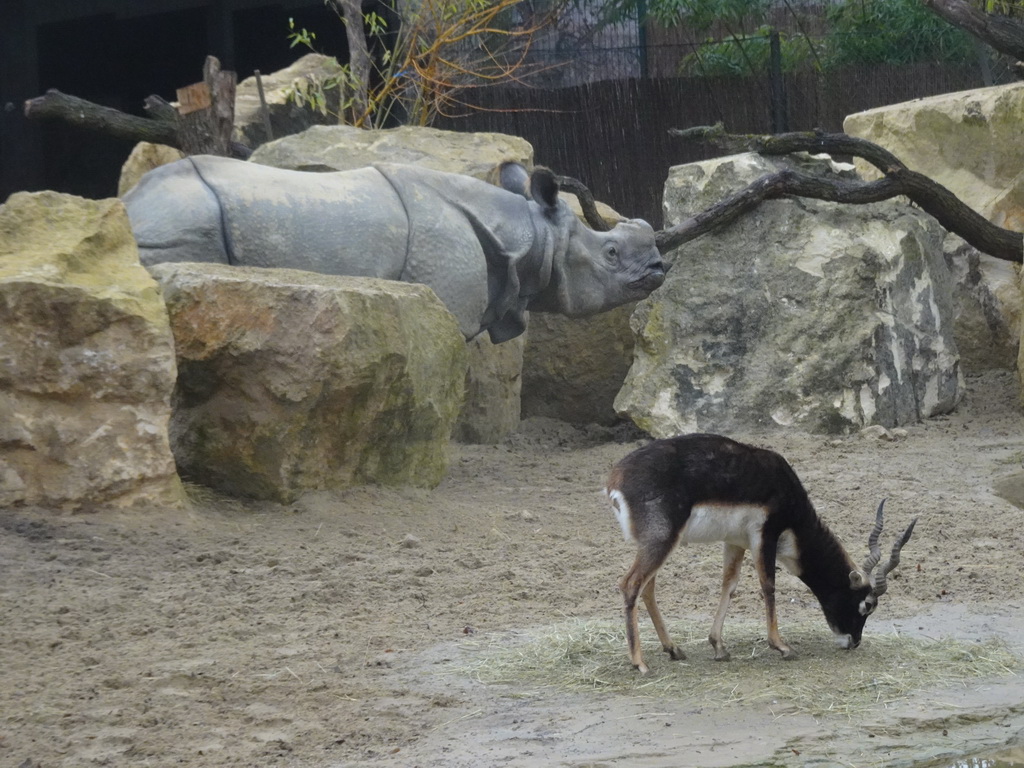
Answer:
xmin=681 ymin=504 xmax=767 ymax=547
xmin=680 ymin=505 xmax=803 ymax=575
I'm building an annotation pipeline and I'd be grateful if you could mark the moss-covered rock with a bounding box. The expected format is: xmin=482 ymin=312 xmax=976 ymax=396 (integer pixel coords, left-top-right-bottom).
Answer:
xmin=0 ymin=192 xmax=183 ymax=508
xmin=151 ymin=263 xmax=467 ymax=501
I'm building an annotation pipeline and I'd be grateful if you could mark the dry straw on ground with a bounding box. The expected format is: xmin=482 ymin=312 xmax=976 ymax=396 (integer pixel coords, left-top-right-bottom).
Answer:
xmin=453 ymin=618 xmax=1020 ymax=718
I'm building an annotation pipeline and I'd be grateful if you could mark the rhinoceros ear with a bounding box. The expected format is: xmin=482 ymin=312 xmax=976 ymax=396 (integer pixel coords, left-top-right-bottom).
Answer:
xmin=529 ymin=167 xmax=559 ymax=215
xmin=497 ymin=161 xmax=531 ymax=199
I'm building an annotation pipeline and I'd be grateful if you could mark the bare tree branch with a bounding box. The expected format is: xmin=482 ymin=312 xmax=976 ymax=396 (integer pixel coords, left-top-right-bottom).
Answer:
xmin=25 ymin=88 xmax=252 ymax=159
xmin=920 ymin=0 xmax=1024 ymax=62
xmin=663 ymin=127 xmax=1023 ymax=263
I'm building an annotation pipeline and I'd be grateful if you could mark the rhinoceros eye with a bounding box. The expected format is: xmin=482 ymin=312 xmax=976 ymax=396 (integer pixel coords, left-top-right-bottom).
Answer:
xmin=604 ymin=244 xmax=619 ymax=264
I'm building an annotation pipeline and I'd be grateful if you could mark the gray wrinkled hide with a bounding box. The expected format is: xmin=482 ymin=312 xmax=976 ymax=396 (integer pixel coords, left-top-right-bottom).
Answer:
xmin=124 ymin=156 xmax=665 ymax=344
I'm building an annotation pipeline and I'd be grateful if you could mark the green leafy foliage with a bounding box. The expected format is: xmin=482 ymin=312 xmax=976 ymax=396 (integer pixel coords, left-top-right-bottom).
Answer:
xmin=595 ymin=0 xmax=991 ymax=77
xmin=823 ymin=0 xmax=977 ymax=67
xmin=680 ymin=26 xmax=817 ymax=76
xmin=649 ymin=0 xmax=770 ymax=29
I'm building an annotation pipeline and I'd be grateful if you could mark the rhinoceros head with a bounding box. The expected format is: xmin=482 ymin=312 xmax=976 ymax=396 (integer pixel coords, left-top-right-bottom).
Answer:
xmin=499 ymin=164 xmax=667 ymax=318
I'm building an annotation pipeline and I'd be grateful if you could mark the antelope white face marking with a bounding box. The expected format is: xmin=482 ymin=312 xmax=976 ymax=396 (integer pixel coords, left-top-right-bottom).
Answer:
xmin=832 ymin=630 xmax=856 ymax=650
xmin=606 ymin=489 xmax=634 ymax=542
xmin=858 ymin=595 xmax=878 ymax=616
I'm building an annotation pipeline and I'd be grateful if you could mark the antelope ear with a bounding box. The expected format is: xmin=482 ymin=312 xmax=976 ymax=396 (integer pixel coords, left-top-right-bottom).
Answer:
xmin=849 ymin=570 xmax=869 ymax=589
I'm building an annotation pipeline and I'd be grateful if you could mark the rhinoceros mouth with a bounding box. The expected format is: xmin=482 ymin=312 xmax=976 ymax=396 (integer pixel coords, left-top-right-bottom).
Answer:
xmin=629 ymin=265 xmax=667 ymax=293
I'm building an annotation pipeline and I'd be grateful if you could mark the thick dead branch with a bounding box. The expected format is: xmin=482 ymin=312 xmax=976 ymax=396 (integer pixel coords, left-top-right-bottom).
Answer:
xmin=556 ymin=174 xmax=611 ymax=231
xmin=664 ymin=127 xmax=1023 ymax=263
xmin=143 ymin=95 xmax=180 ymax=124
xmin=24 ymin=58 xmax=251 ymax=159
xmin=25 ymin=90 xmax=178 ymax=146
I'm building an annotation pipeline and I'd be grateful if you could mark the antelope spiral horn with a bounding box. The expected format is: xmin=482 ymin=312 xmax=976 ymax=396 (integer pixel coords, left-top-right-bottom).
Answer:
xmin=871 ymin=517 xmax=918 ymax=598
xmin=861 ymin=499 xmax=886 ymax=575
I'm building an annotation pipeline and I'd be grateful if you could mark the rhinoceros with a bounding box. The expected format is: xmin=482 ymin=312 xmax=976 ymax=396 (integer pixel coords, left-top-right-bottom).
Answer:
xmin=123 ymin=156 xmax=666 ymax=343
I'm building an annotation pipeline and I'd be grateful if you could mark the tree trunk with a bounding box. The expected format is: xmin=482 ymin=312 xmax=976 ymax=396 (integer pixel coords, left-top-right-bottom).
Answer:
xmin=920 ymin=0 xmax=1024 ymax=61
xmin=176 ymin=55 xmax=237 ymax=156
xmin=328 ymin=0 xmax=372 ymax=124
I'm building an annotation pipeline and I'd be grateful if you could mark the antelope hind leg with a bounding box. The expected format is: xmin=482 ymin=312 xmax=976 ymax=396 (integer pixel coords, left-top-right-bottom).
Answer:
xmin=621 ymin=540 xmax=674 ymax=674
xmin=641 ymin=575 xmax=685 ymax=661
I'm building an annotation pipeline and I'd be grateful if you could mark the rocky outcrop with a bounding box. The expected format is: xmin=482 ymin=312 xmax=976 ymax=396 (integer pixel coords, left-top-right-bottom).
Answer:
xmin=150 ymin=263 xmax=467 ymax=502
xmin=249 ymin=124 xmax=533 ymax=179
xmin=845 ymin=83 xmax=1024 ymax=371
xmin=249 ymin=125 xmax=533 ymax=442
xmin=615 ymin=153 xmax=963 ymax=437
xmin=522 ymin=305 xmax=636 ymax=426
xmin=0 ymin=192 xmax=183 ymax=508
xmin=233 ymin=53 xmax=347 ymax=149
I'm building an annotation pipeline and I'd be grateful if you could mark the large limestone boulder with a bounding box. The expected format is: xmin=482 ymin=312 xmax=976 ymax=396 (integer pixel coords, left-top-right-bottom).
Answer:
xmin=249 ymin=125 xmax=532 ymax=443
xmin=150 ymin=263 xmax=467 ymax=501
xmin=844 ymin=83 xmax=1024 ymax=231
xmin=616 ymin=153 xmax=964 ymax=436
xmin=0 ymin=192 xmax=183 ymax=508
xmin=845 ymin=84 xmax=1024 ymax=371
xmin=521 ymin=304 xmax=636 ymax=425
xmin=249 ymin=124 xmax=533 ymax=178
xmin=233 ymin=53 xmax=347 ymax=149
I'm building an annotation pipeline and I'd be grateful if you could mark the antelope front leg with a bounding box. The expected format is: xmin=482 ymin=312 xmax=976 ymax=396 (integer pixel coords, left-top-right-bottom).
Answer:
xmin=708 ymin=543 xmax=744 ymax=661
xmin=753 ymin=539 xmax=795 ymax=659
xmin=641 ymin=575 xmax=685 ymax=661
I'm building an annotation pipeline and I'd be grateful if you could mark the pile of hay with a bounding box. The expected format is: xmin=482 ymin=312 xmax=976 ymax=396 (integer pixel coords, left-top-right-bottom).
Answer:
xmin=454 ymin=618 xmax=1019 ymax=718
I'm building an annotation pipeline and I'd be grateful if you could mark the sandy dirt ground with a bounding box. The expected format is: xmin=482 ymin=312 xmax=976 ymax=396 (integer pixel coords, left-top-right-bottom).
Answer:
xmin=3 ymin=370 xmax=1024 ymax=768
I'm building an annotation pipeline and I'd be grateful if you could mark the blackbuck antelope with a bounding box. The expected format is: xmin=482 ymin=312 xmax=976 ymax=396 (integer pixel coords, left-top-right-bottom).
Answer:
xmin=605 ymin=434 xmax=917 ymax=672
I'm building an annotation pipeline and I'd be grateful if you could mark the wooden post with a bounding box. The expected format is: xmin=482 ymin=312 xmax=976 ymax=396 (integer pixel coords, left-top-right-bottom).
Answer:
xmin=254 ymin=70 xmax=274 ymax=142
xmin=176 ymin=55 xmax=237 ymax=156
xmin=769 ymin=31 xmax=788 ymax=134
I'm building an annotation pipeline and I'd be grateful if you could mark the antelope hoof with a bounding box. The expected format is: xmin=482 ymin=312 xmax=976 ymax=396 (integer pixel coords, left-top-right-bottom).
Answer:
xmin=634 ymin=661 xmax=650 ymax=675
xmin=779 ymin=648 xmax=797 ymax=660
xmin=713 ymin=649 xmax=731 ymax=662
xmin=664 ymin=645 xmax=686 ymax=661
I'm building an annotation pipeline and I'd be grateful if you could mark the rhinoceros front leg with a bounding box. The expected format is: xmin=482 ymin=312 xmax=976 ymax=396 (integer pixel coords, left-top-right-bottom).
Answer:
xmin=123 ymin=158 xmax=232 ymax=266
